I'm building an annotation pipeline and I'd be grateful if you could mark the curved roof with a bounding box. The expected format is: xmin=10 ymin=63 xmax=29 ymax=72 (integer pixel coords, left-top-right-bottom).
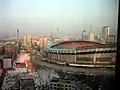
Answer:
xmin=51 ymin=40 xmax=101 ymax=49
xmin=44 ymin=44 xmax=75 ymax=51
xmin=76 ymin=43 xmax=117 ymax=50
xmin=53 ymin=40 xmax=100 ymax=46
xmin=44 ymin=41 xmax=102 ymax=51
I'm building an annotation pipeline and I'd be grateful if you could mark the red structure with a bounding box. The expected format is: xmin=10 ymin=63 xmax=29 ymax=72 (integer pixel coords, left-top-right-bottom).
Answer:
xmin=52 ymin=41 xmax=101 ymax=49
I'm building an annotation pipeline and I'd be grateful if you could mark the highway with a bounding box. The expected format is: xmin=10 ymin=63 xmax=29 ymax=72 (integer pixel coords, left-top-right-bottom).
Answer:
xmin=31 ymin=51 xmax=114 ymax=75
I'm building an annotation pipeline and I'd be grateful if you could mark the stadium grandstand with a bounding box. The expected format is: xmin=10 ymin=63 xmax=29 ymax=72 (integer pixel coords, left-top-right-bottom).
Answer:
xmin=44 ymin=41 xmax=116 ymax=69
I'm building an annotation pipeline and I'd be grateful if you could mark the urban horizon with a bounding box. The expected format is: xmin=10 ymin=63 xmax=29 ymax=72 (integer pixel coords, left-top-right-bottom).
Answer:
xmin=0 ymin=0 xmax=119 ymax=37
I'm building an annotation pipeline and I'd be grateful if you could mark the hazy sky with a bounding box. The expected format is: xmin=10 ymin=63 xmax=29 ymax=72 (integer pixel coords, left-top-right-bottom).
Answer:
xmin=0 ymin=0 xmax=119 ymax=37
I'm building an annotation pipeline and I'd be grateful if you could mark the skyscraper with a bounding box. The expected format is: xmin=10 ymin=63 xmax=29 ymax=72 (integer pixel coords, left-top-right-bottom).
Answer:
xmin=89 ymin=25 xmax=94 ymax=41
xmin=24 ymin=36 xmax=27 ymax=46
xmin=102 ymin=26 xmax=110 ymax=42
xmin=81 ymin=30 xmax=88 ymax=41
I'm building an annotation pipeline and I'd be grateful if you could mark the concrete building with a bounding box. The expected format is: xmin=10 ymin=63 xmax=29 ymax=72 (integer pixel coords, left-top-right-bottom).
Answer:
xmin=44 ymin=41 xmax=116 ymax=69
xmin=94 ymin=36 xmax=105 ymax=44
xmin=39 ymin=37 xmax=50 ymax=48
xmin=23 ymin=36 xmax=27 ymax=46
xmin=102 ymin=26 xmax=110 ymax=42
xmin=23 ymin=36 xmax=32 ymax=46
xmin=82 ymin=30 xmax=88 ymax=41
xmin=49 ymin=78 xmax=92 ymax=90
xmin=106 ymin=35 xmax=116 ymax=44
xmin=89 ymin=26 xmax=94 ymax=42
xmin=19 ymin=78 xmax=35 ymax=90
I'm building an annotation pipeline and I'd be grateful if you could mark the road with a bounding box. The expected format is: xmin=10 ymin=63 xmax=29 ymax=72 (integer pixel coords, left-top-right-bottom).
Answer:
xmin=31 ymin=51 xmax=114 ymax=75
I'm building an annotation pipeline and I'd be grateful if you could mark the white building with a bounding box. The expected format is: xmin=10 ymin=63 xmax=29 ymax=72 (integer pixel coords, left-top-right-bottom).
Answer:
xmin=106 ymin=35 xmax=116 ymax=43
xmin=24 ymin=36 xmax=27 ymax=46
xmin=102 ymin=26 xmax=110 ymax=42
xmin=82 ymin=30 xmax=88 ymax=41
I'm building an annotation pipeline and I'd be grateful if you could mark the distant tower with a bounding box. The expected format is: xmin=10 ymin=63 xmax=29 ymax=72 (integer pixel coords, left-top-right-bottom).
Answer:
xmin=24 ymin=36 xmax=27 ymax=46
xmin=89 ymin=25 xmax=94 ymax=41
xmin=17 ymin=29 xmax=19 ymax=43
xmin=81 ymin=30 xmax=88 ymax=41
xmin=102 ymin=26 xmax=110 ymax=42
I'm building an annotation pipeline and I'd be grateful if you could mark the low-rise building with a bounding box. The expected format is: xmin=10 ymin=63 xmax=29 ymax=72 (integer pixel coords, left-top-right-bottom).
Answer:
xmin=49 ymin=78 xmax=92 ymax=90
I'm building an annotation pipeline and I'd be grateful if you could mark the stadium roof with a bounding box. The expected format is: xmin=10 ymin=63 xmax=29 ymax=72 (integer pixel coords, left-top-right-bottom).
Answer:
xmin=76 ymin=43 xmax=116 ymax=50
xmin=44 ymin=44 xmax=75 ymax=51
xmin=44 ymin=41 xmax=116 ymax=51
xmin=53 ymin=40 xmax=100 ymax=46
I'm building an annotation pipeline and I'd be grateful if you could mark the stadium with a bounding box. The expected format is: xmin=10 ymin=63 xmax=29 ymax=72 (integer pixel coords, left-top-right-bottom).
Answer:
xmin=44 ymin=41 xmax=116 ymax=69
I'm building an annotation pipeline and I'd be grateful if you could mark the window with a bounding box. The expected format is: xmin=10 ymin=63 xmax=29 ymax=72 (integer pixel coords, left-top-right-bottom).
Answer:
xmin=61 ymin=84 xmax=64 ymax=87
xmin=50 ymin=87 xmax=52 ymax=89
xmin=57 ymin=84 xmax=60 ymax=87
xmin=72 ymin=86 xmax=74 ymax=88
xmin=50 ymin=84 xmax=53 ymax=86
xmin=65 ymin=85 xmax=68 ymax=87
xmin=65 ymin=88 xmax=68 ymax=90
xmin=86 ymin=87 xmax=90 ymax=90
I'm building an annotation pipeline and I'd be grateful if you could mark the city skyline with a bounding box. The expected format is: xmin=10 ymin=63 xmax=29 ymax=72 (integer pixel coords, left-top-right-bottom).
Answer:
xmin=0 ymin=0 xmax=119 ymax=37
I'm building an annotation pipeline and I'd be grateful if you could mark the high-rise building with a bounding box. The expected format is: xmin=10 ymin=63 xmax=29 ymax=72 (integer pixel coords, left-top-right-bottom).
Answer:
xmin=102 ymin=26 xmax=110 ymax=42
xmin=89 ymin=25 xmax=94 ymax=41
xmin=81 ymin=30 xmax=88 ymax=41
xmin=24 ymin=36 xmax=27 ymax=46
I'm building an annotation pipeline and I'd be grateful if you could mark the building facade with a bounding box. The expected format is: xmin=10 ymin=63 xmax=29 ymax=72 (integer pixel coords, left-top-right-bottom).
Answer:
xmin=102 ymin=26 xmax=110 ymax=42
xmin=82 ymin=30 xmax=88 ymax=41
xmin=44 ymin=41 xmax=116 ymax=68
xmin=89 ymin=25 xmax=94 ymax=41
xmin=106 ymin=35 xmax=116 ymax=44
xmin=49 ymin=78 xmax=92 ymax=90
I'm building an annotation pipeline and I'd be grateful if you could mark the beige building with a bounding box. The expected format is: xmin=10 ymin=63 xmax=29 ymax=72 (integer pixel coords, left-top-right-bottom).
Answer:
xmin=89 ymin=25 xmax=94 ymax=41
xmin=89 ymin=32 xmax=94 ymax=41
xmin=39 ymin=37 xmax=51 ymax=48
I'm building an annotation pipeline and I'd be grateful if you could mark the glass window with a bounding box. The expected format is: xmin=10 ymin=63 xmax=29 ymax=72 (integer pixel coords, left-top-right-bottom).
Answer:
xmin=65 ymin=88 xmax=68 ymax=90
xmin=54 ymin=84 xmax=56 ymax=86
xmin=65 ymin=85 xmax=68 ymax=87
